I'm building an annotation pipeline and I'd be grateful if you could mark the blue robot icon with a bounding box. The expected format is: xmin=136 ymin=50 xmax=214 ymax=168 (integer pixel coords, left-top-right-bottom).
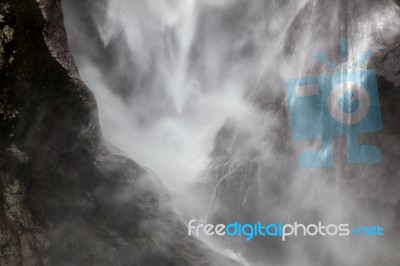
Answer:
xmin=286 ymin=39 xmax=382 ymax=168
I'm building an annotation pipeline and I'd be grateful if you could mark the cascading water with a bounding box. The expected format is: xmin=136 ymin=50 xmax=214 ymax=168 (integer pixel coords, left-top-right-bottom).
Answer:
xmin=63 ymin=0 xmax=400 ymax=265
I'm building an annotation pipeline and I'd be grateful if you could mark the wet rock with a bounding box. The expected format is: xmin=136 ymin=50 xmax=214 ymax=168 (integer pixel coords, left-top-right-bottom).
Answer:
xmin=0 ymin=0 xmax=239 ymax=265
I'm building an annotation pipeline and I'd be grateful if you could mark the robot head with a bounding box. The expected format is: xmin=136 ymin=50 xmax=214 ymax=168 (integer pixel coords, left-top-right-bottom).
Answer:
xmin=287 ymin=69 xmax=382 ymax=141
xmin=286 ymin=40 xmax=383 ymax=168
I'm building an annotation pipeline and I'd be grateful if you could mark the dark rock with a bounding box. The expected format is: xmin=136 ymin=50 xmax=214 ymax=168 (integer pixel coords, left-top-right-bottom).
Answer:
xmin=0 ymin=0 xmax=239 ymax=265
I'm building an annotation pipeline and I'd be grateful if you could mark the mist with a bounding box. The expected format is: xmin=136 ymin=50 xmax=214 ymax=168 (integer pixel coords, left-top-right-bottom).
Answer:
xmin=62 ymin=0 xmax=400 ymax=265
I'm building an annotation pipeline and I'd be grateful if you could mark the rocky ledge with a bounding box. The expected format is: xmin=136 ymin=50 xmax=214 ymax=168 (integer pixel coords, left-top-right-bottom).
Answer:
xmin=0 ymin=1 xmax=239 ymax=265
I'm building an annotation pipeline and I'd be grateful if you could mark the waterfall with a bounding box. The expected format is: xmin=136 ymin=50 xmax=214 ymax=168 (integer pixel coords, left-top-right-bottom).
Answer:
xmin=63 ymin=0 xmax=400 ymax=265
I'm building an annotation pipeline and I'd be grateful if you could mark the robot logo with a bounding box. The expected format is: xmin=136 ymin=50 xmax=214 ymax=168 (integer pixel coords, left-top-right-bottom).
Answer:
xmin=286 ymin=39 xmax=383 ymax=168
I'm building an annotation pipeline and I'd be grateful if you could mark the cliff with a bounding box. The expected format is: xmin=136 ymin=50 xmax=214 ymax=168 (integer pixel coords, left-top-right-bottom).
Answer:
xmin=0 ymin=1 xmax=238 ymax=265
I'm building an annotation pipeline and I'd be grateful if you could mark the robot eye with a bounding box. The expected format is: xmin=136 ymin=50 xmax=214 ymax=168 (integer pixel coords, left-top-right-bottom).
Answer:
xmin=328 ymin=82 xmax=370 ymax=125
xmin=338 ymin=91 xmax=360 ymax=113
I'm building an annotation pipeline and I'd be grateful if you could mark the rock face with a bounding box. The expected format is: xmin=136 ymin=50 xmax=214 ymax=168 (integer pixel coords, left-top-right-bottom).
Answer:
xmin=0 ymin=1 xmax=239 ymax=265
xmin=203 ymin=0 xmax=400 ymax=265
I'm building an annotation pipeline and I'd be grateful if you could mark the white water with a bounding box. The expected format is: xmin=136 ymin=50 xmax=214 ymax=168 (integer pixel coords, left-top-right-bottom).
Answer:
xmin=63 ymin=0 xmax=400 ymax=265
